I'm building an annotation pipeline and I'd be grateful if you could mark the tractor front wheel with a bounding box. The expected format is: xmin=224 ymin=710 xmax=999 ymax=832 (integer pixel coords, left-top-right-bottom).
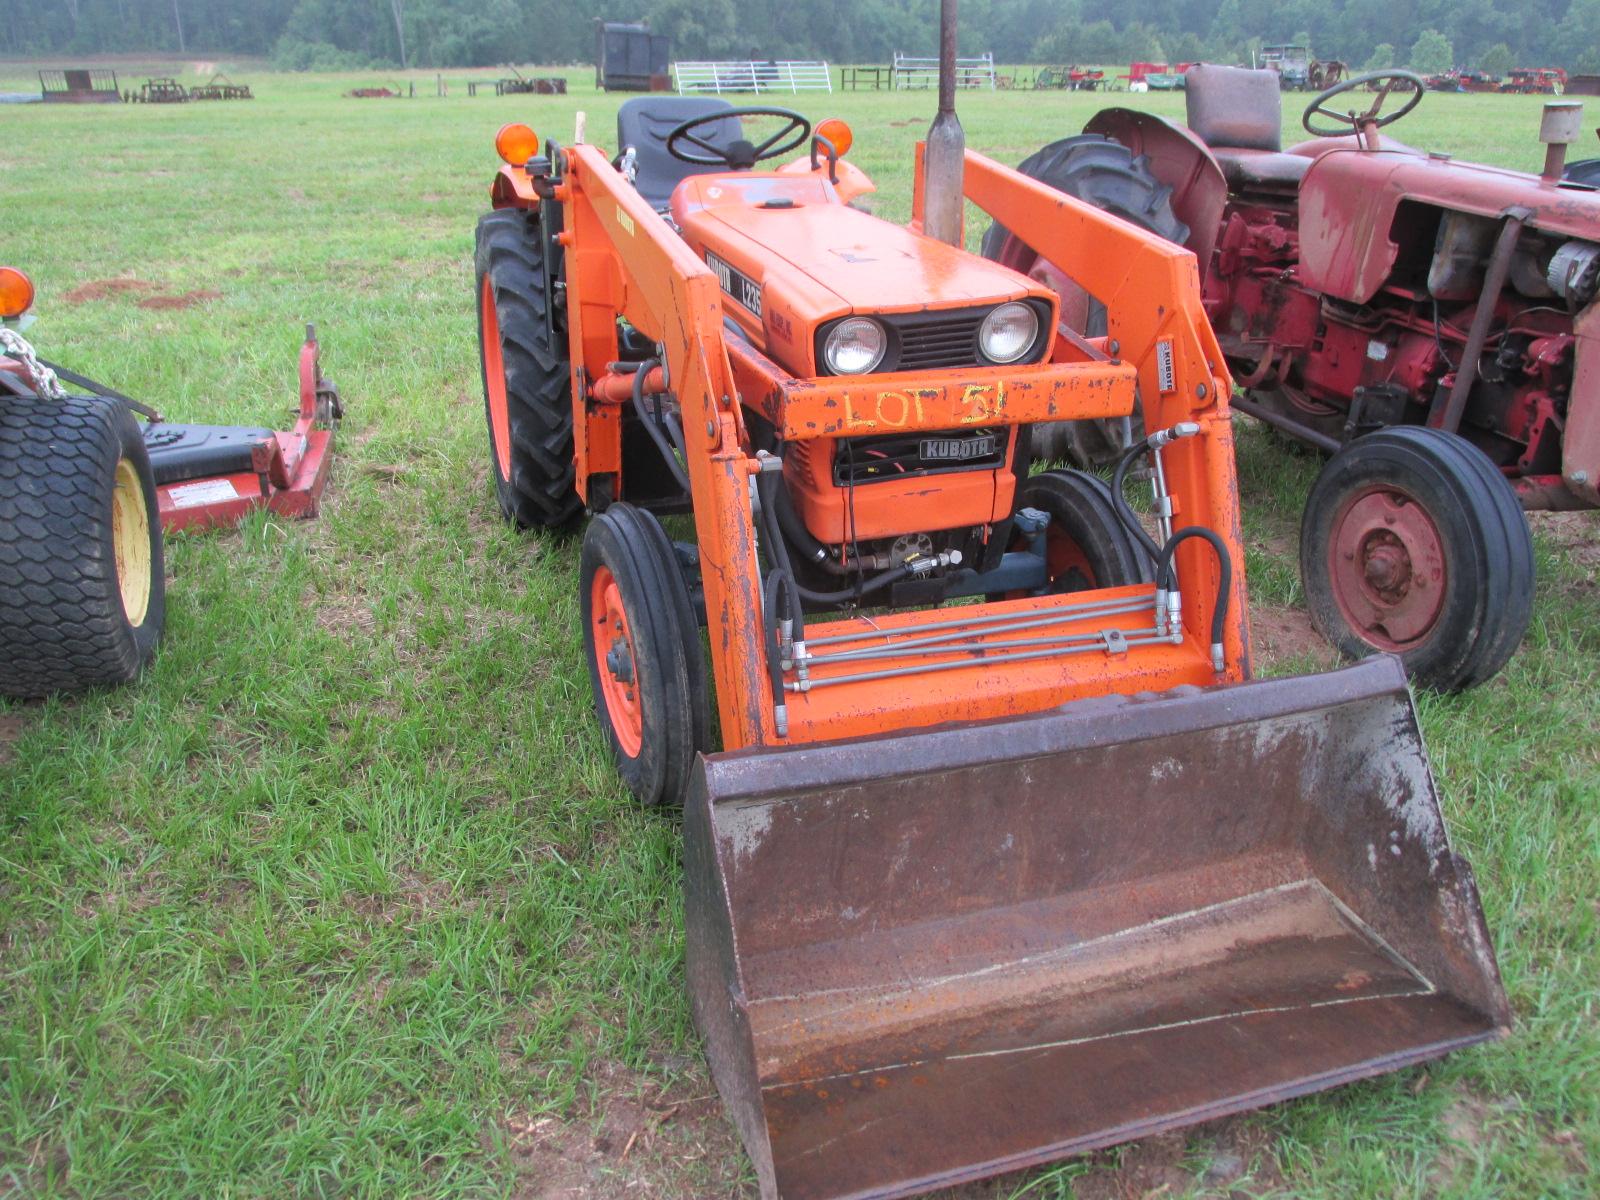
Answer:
xmin=475 ymin=208 xmax=582 ymax=531
xmin=580 ymin=503 xmax=710 ymax=806
xmin=1300 ymin=427 xmax=1534 ymax=691
xmin=0 ymin=395 xmax=165 ymax=697
xmin=1008 ymin=470 xmax=1155 ymax=595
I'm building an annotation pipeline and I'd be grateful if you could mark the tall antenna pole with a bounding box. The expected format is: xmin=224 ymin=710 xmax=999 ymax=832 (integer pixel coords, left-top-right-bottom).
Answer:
xmin=923 ymin=0 xmax=965 ymax=246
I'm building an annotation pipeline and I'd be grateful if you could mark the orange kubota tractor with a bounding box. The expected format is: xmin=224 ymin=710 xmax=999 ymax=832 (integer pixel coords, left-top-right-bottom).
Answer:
xmin=473 ymin=7 xmax=1508 ymax=1197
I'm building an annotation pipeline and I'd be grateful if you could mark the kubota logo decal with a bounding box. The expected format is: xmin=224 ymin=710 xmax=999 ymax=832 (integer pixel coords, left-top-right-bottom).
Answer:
xmin=706 ymin=250 xmax=762 ymax=317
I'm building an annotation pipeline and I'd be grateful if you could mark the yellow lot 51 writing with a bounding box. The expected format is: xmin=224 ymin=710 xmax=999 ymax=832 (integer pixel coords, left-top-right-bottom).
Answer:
xmin=842 ymin=381 xmax=1006 ymax=430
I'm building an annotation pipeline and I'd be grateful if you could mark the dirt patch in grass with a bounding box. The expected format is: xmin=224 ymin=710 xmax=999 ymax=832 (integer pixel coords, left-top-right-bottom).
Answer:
xmin=1529 ymin=510 xmax=1600 ymax=573
xmin=0 ymin=711 xmax=31 ymax=766
xmin=64 ymin=278 xmax=160 ymax=303
xmin=1250 ymin=603 xmax=1335 ymax=669
xmin=136 ymin=289 xmax=223 ymax=310
xmin=504 ymin=1059 xmax=750 ymax=1199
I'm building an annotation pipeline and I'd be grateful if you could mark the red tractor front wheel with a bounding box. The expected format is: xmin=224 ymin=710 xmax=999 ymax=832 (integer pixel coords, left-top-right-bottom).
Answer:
xmin=1301 ymin=427 xmax=1534 ymax=691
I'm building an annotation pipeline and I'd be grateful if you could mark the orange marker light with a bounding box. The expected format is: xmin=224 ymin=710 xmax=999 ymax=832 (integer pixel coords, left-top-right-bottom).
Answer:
xmin=816 ymin=118 xmax=853 ymax=157
xmin=0 ymin=267 xmax=34 ymax=320
xmin=495 ymin=123 xmax=541 ymax=166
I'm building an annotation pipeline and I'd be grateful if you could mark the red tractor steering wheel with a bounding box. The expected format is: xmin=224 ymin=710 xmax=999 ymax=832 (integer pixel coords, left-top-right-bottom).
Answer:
xmin=1303 ymin=70 xmax=1425 ymax=139
xmin=666 ymin=107 xmax=812 ymax=170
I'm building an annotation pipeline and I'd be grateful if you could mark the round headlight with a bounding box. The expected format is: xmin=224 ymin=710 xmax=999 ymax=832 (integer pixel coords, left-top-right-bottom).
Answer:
xmin=823 ymin=317 xmax=887 ymax=375
xmin=978 ymin=302 xmax=1039 ymax=364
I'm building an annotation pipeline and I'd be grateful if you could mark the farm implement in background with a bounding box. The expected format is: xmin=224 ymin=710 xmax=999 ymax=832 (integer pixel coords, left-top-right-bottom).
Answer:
xmin=472 ymin=3 xmax=1509 ymax=1196
xmin=0 ymin=268 xmax=343 ymax=696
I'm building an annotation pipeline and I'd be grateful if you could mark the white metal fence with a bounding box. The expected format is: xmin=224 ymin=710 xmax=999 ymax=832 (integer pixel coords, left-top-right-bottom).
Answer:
xmin=673 ymin=60 xmax=833 ymax=95
xmin=891 ymin=50 xmax=997 ymax=90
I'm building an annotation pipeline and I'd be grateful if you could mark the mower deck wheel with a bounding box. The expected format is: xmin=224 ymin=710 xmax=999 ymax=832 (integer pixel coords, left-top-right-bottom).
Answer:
xmin=475 ymin=207 xmax=582 ymax=531
xmin=1011 ymin=470 xmax=1156 ymax=594
xmin=0 ymin=395 xmax=165 ymax=697
xmin=1301 ymin=426 xmax=1534 ymax=691
xmin=580 ymin=503 xmax=710 ymax=806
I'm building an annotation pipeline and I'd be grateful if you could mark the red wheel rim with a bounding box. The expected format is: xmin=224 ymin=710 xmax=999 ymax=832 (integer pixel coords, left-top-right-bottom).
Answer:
xmin=1045 ymin=525 xmax=1097 ymax=591
xmin=1006 ymin=523 xmax=1097 ymax=598
xmin=480 ymin=275 xmax=512 ymax=480
xmin=591 ymin=565 xmax=643 ymax=757
xmin=1327 ymin=484 xmax=1447 ymax=651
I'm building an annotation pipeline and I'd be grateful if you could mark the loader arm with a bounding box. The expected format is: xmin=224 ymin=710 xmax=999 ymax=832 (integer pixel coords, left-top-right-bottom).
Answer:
xmin=557 ymin=142 xmax=773 ymax=746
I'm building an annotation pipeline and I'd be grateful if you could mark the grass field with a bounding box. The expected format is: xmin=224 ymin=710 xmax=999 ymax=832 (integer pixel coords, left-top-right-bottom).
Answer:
xmin=0 ymin=60 xmax=1596 ymax=1199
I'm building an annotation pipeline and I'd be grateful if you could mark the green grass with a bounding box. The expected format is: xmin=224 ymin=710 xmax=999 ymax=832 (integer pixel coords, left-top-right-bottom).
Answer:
xmin=1 ymin=60 xmax=1597 ymax=1198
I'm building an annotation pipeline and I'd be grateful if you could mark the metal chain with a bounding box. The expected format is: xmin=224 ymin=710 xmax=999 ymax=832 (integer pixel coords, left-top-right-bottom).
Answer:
xmin=0 ymin=327 xmax=66 ymax=400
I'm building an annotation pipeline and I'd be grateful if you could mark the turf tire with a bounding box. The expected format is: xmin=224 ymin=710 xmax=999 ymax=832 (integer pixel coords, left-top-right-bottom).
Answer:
xmin=0 ymin=394 xmax=165 ymax=697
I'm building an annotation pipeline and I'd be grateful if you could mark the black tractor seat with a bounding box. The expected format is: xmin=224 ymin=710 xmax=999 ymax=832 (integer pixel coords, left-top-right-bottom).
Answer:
xmin=1211 ymin=147 xmax=1313 ymax=189
xmin=616 ymin=97 xmax=745 ymax=212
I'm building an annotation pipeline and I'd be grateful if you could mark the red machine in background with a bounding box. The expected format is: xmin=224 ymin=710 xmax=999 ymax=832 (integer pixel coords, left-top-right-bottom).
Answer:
xmin=985 ymin=67 xmax=1600 ymax=691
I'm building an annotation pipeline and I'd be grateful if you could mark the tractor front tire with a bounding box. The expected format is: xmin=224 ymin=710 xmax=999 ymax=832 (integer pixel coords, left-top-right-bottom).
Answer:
xmin=580 ymin=503 xmax=710 ymax=807
xmin=475 ymin=208 xmax=582 ymax=531
xmin=0 ymin=395 xmax=165 ymax=698
xmin=1005 ymin=470 xmax=1155 ymax=595
xmin=1300 ymin=427 xmax=1534 ymax=691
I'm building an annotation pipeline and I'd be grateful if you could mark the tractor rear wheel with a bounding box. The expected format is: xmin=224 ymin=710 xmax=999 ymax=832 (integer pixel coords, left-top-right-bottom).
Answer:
xmin=980 ymin=136 xmax=1188 ymax=469
xmin=1300 ymin=427 xmax=1534 ymax=691
xmin=1011 ymin=470 xmax=1155 ymax=594
xmin=475 ymin=207 xmax=582 ymax=531
xmin=580 ymin=503 xmax=710 ymax=806
xmin=0 ymin=395 xmax=165 ymax=697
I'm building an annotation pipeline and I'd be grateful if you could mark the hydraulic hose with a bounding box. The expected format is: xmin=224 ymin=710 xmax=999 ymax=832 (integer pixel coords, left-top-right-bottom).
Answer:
xmin=630 ymin=358 xmax=691 ymax=496
xmin=1157 ymin=526 xmax=1233 ymax=671
xmin=1110 ymin=436 xmax=1165 ymax=563
xmin=1111 ymin=432 xmax=1233 ymax=671
xmin=755 ymin=469 xmax=910 ymax=607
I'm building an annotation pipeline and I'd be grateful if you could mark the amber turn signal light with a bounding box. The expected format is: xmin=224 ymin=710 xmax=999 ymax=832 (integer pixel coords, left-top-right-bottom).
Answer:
xmin=0 ymin=267 xmax=34 ymax=320
xmin=495 ymin=123 xmax=541 ymax=166
xmin=816 ymin=118 xmax=853 ymax=157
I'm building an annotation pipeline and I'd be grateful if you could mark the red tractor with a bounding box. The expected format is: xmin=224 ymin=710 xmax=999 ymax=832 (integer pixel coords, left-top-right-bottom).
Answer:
xmin=985 ymin=66 xmax=1600 ymax=691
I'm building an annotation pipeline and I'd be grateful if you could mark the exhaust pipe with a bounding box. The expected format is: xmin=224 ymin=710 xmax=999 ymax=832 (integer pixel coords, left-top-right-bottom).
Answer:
xmin=1541 ymin=99 xmax=1583 ymax=182
xmin=922 ymin=0 xmax=965 ymax=245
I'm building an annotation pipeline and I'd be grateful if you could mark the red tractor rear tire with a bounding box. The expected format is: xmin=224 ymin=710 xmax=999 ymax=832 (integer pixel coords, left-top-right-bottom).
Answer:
xmin=580 ymin=503 xmax=710 ymax=806
xmin=980 ymin=136 xmax=1188 ymax=468
xmin=1300 ymin=427 xmax=1534 ymax=691
xmin=475 ymin=208 xmax=583 ymax=531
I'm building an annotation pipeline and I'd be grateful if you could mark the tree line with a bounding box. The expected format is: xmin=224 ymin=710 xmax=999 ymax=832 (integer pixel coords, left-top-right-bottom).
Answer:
xmin=3 ymin=0 xmax=1598 ymax=76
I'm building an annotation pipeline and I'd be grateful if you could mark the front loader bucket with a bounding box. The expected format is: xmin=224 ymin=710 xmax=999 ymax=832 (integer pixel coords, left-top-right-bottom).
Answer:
xmin=684 ymin=655 xmax=1509 ymax=1200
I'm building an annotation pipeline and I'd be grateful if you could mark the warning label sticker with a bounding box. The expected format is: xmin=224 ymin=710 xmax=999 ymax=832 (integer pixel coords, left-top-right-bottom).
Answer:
xmin=168 ymin=479 xmax=240 ymax=509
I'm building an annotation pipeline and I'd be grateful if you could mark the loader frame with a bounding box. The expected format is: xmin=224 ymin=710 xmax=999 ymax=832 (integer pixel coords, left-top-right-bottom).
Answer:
xmin=515 ymin=141 xmax=1246 ymax=750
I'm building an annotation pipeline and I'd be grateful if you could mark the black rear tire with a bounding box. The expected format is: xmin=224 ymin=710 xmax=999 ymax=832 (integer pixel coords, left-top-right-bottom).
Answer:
xmin=1014 ymin=470 xmax=1155 ymax=593
xmin=475 ymin=207 xmax=582 ymax=531
xmin=580 ymin=503 xmax=710 ymax=806
xmin=0 ymin=394 xmax=165 ymax=697
xmin=980 ymin=136 xmax=1188 ymax=469
xmin=1300 ymin=427 xmax=1534 ymax=692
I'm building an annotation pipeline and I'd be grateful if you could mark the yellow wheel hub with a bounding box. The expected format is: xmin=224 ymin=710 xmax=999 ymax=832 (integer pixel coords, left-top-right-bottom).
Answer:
xmin=111 ymin=457 xmax=152 ymax=627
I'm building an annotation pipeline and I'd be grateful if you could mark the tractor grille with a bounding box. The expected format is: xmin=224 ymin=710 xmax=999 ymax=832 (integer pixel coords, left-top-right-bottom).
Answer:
xmin=894 ymin=314 xmax=984 ymax=370
xmin=834 ymin=427 xmax=1009 ymax=485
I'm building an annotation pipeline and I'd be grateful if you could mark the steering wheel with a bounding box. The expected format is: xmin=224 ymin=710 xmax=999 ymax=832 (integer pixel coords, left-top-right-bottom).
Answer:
xmin=666 ymin=107 xmax=812 ymax=170
xmin=1303 ymin=70 xmax=1425 ymax=138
